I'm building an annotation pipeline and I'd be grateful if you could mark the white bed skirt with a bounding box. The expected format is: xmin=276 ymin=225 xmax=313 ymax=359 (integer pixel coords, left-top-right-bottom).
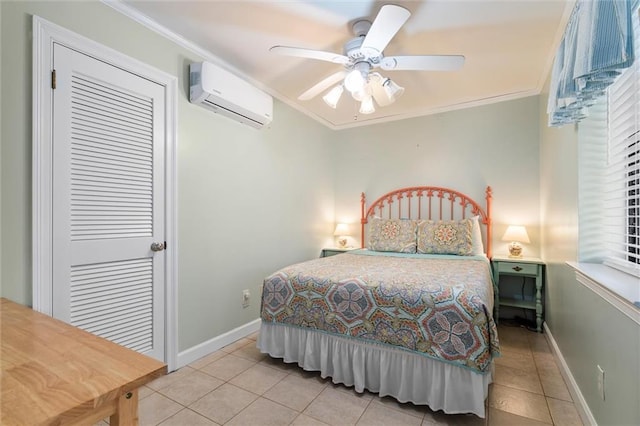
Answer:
xmin=257 ymin=322 xmax=492 ymax=418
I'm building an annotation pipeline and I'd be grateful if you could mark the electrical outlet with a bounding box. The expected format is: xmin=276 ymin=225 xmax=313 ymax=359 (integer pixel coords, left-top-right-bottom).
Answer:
xmin=597 ymin=365 xmax=605 ymax=400
xmin=242 ymin=289 xmax=250 ymax=308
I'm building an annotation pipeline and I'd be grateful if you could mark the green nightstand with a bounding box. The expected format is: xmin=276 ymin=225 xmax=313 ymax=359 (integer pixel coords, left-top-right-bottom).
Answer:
xmin=492 ymin=256 xmax=545 ymax=332
xmin=320 ymin=247 xmax=354 ymax=258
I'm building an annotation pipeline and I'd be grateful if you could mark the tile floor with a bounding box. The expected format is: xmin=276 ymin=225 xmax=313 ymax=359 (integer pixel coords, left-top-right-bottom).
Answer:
xmin=111 ymin=324 xmax=585 ymax=425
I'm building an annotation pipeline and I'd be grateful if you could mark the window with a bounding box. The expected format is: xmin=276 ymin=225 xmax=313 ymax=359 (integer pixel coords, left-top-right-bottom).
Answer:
xmin=579 ymin=6 xmax=640 ymax=277
xmin=627 ymin=139 xmax=639 ymax=264
xmin=603 ymin=6 xmax=640 ymax=274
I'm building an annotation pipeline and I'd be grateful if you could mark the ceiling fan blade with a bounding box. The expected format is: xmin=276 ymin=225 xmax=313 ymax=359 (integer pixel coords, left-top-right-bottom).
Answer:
xmin=298 ymin=71 xmax=347 ymax=101
xmin=270 ymin=46 xmax=350 ymax=64
xmin=361 ymin=5 xmax=411 ymax=57
xmin=381 ymin=55 xmax=465 ymax=71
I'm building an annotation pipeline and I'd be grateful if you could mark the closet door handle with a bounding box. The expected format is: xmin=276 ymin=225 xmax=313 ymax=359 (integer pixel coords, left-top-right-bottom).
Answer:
xmin=150 ymin=242 xmax=165 ymax=252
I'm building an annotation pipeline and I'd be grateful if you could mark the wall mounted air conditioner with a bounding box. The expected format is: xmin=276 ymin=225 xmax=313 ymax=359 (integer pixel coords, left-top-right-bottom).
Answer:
xmin=189 ymin=62 xmax=273 ymax=129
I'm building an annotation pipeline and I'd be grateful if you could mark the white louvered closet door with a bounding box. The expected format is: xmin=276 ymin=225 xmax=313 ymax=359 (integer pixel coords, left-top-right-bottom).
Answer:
xmin=52 ymin=43 xmax=165 ymax=361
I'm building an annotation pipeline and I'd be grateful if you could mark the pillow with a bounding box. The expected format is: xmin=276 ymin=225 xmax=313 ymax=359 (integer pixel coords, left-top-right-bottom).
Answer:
xmin=470 ymin=215 xmax=485 ymax=255
xmin=368 ymin=218 xmax=418 ymax=253
xmin=417 ymin=219 xmax=473 ymax=255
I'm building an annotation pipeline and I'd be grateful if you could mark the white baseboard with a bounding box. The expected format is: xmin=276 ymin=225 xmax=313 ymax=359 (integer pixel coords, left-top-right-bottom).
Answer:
xmin=543 ymin=323 xmax=597 ymax=426
xmin=176 ymin=318 xmax=262 ymax=369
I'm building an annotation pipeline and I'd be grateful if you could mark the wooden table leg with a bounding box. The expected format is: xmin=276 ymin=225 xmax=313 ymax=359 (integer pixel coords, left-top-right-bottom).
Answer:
xmin=110 ymin=389 xmax=139 ymax=426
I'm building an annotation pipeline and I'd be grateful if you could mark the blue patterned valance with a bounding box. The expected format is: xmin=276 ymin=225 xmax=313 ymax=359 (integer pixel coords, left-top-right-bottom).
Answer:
xmin=547 ymin=0 xmax=637 ymax=127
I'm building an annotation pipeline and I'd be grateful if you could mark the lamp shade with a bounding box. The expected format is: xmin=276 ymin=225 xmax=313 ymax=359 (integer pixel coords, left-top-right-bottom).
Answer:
xmin=382 ymin=78 xmax=404 ymax=103
xmin=344 ymin=69 xmax=365 ymax=93
xmin=502 ymin=225 xmax=530 ymax=243
xmin=333 ymin=223 xmax=349 ymax=236
xmin=359 ymin=96 xmax=375 ymax=114
xmin=323 ymin=85 xmax=344 ymax=109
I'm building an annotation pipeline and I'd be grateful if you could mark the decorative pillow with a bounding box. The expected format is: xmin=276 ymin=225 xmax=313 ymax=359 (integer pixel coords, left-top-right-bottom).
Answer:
xmin=368 ymin=218 xmax=418 ymax=253
xmin=470 ymin=215 xmax=485 ymax=255
xmin=417 ymin=219 xmax=473 ymax=255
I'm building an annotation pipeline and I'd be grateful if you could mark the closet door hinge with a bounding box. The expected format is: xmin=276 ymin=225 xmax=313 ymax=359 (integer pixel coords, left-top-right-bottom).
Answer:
xmin=51 ymin=69 xmax=56 ymax=90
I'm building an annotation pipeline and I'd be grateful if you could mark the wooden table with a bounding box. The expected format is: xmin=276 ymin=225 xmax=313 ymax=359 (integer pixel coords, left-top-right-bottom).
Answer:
xmin=0 ymin=298 xmax=166 ymax=425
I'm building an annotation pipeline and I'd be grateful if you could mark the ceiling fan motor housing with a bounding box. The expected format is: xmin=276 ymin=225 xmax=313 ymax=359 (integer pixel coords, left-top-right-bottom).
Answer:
xmin=351 ymin=19 xmax=371 ymax=37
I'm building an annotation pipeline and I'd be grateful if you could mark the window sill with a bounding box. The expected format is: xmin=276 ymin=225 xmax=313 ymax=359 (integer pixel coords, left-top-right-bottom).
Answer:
xmin=567 ymin=261 xmax=640 ymax=326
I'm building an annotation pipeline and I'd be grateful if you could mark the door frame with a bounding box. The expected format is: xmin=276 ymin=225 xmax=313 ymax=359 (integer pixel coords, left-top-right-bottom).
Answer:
xmin=32 ymin=16 xmax=178 ymax=371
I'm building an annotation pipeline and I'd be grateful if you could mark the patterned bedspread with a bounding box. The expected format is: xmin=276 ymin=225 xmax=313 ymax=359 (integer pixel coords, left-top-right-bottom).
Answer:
xmin=260 ymin=251 xmax=500 ymax=373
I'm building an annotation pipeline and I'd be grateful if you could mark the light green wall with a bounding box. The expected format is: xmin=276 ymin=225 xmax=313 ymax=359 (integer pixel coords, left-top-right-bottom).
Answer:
xmin=539 ymin=75 xmax=640 ymax=424
xmin=332 ymin=96 xmax=542 ymax=257
xmin=0 ymin=1 xmax=335 ymax=351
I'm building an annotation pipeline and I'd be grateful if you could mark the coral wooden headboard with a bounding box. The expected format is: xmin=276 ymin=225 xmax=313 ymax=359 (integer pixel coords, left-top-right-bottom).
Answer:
xmin=360 ymin=186 xmax=493 ymax=257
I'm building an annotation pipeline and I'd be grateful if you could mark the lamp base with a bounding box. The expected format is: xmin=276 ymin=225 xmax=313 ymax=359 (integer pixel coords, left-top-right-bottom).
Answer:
xmin=337 ymin=238 xmax=347 ymax=248
xmin=508 ymin=242 xmax=523 ymax=258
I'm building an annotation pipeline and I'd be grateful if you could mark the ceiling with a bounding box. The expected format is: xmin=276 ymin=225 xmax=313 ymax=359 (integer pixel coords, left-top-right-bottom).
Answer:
xmin=116 ymin=0 xmax=572 ymax=130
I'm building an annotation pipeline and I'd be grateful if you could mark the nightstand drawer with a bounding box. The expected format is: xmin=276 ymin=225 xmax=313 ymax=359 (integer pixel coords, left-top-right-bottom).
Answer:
xmin=320 ymin=248 xmax=354 ymax=258
xmin=496 ymin=262 xmax=538 ymax=275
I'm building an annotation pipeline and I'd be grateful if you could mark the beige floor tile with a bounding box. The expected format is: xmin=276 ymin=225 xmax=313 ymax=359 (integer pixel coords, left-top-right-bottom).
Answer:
xmin=488 ymin=408 xmax=551 ymax=425
xmin=488 ymin=384 xmax=552 ymax=424
xmin=495 ymin=347 xmax=537 ymax=373
xmin=532 ymin=353 xmax=573 ymax=401
xmin=189 ymin=383 xmax=258 ymax=424
xmin=547 ymin=397 xmax=583 ymax=426
xmin=540 ymin=374 xmax=573 ymax=402
xmin=226 ymin=397 xmax=299 ymax=425
xmin=371 ymin=396 xmax=427 ymax=420
xmin=146 ymin=366 xmax=196 ymax=391
xmin=357 ymin=401 xmax=422 ymax=426
xmin=247 ymin=331 xmax=259 ymax=341
xmin=138 ymin=392 xmax=183 ymax=426
xmin=533 ymin=351 xmax=557 ymax=372
xmin=304 ymin=385 xmax=371 ymax=425
xmin=292 ymin=367 xmax=334 ymax=384
xmin=200 ymin=353 xmax=256 ymax=381
xmin=189 ymin=350 xmax=227 ymax=370
xmin=231 ymin=342 xmax=269 ymax=362
xmin=222 ymin=337 xmax=253 ymax=353
xmin=128 ymin=330 xmax=587 ymax=426
xmin=422 ymin=409 xmax=485 ymax=425
xmin=259 ymin=355 xmax=302 ymax=372
xmin=496 ymin=325 xmax=531 ymax=354
xmin=229 ymin=363 xmax=288 ymax=395
xmin=158 ymin=408 xmax=219 ymax=425
xmin=158 ymin=370 xmax=225 ymax=406
xmin=263 ymin=369 xmax=329 ymax=411
xmin=291 ymin=413 xmax=330 ymax=426
xmin=139 ymin=385 xmax=155 ymax=400
xmin=329 ymin=382 xmax=375 ymax=402
xmin=494 ymin=363 xmax=544 ymax=395
xmin=527 ymin=332 xmax=552 ymax=354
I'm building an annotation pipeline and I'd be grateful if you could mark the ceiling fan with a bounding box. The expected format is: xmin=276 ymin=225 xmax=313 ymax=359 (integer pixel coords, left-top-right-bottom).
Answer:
xmin=270 ymin=4 xmax=465 ymax=114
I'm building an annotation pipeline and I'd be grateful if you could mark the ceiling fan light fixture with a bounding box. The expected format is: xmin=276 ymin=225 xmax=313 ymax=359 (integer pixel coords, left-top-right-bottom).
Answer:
xmin=322 ymin=85 xmax=344 ymax=108
xmin=351 ymin=87 xmax=368 ymax=102
xmin=344 ymin=69 xmax=366 ymax=93
xmin=344 ymin=61 xmax=371 ymax=93
xmin=382 ymin=78 xmax=405 ymax=102
xmin=359 ymin=96 xmax=375 ymax=114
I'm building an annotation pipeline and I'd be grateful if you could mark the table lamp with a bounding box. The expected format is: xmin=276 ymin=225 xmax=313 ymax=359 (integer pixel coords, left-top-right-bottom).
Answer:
xmin=333 ymin=223 xmax=350 ymax=248
xmin=502 ymin=225 xmax=530 ymax=258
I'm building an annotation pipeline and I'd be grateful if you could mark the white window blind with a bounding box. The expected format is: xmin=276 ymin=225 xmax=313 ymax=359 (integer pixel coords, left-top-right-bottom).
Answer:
xmin=578 ymin=98 xmax=608 ymax=263
xmin=603 ymin=6 xmax=640 ymax=275
xmin=578 ymin=5 xmax=640 ymax=277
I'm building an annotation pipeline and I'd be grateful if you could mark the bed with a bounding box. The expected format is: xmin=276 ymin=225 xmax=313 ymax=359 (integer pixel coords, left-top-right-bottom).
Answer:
xmin=257 ymin=186 xmax=499 ymax=418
